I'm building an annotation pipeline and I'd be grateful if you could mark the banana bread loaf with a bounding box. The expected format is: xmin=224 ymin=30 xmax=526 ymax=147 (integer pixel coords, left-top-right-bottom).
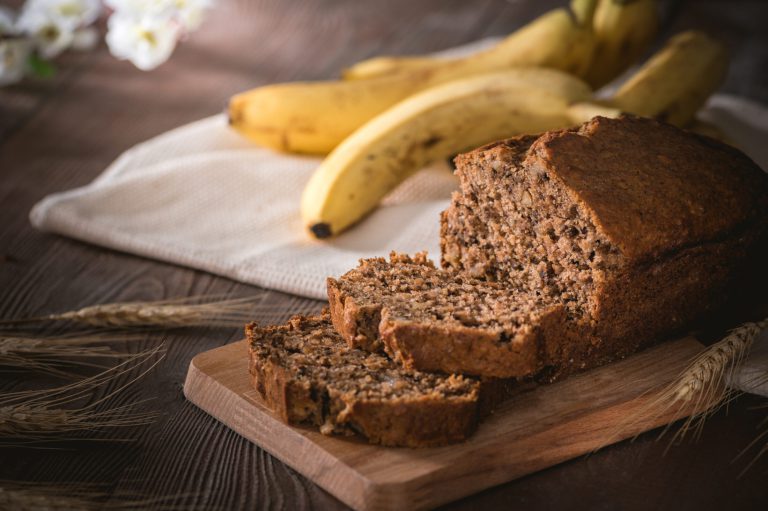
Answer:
xmin=247 ymin=313 xmax=512 ymax=447
xmin=441 ymin=115 xmax=768 ymax=374
xmin=330 ymin=116 xmax=768 ymax=379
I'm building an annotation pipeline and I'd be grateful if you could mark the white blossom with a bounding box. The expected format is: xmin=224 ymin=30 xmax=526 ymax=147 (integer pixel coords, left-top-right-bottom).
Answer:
xmin=1 ymin=0 xmax=212 ymax=79
xmin=173 ymin=0 xmax=212 ymax=31
xmin=17 ymin=6 xmax=76 ymax=59
xmin=106 ymin=11 xmax=180 ymax=70
xmin=106 ymin=0 xmax=211 ymax=32
xmin=105 ymin=0 xmax=175 ymax=17
xmin=23 ymin=0 xmax=101 ymax=29
xmin=0 ymin=39 xmax=32 ymax=86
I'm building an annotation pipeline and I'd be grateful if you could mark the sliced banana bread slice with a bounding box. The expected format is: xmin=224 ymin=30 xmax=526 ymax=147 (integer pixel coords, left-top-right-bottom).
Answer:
xmin=247 ymin=313 xmax=507 ymax=447
xmin=328 ymin=252 xmax=567 ymax=378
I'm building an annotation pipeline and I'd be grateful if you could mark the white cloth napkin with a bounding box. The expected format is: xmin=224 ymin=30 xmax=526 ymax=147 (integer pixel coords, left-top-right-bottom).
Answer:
xmin=29 ymin=117 xmax=455 ymax=299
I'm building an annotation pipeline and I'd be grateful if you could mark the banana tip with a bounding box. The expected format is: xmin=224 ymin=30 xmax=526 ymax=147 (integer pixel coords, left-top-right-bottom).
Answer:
xmin=310 ymin=223 xmax=333 ymax=239
xmin=226 ymin=97 xmax=242 ymax=126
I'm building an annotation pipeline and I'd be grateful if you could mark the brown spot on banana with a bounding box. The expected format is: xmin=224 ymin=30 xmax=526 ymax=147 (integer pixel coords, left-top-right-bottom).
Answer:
xmin=421 ymin=136 xmax=443 ymax=149
xmin=310 ymin=223 xmax=333 ymax=239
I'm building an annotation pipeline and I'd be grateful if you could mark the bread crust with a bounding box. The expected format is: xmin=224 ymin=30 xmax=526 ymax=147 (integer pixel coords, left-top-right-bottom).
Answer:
xmin=333 ymin=394 xmax=479 ymax=447
xmin=327 ymin=276 xmax=383 ymax=353
xmin=378 ymin=313 xmax=542 ymax=378
xmin=526 ymin=116 xmax=768 ymax=264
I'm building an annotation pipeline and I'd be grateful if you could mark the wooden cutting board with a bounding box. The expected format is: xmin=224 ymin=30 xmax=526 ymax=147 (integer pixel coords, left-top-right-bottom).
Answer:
xmin=184 ymin=337 xmax=706 ymax=511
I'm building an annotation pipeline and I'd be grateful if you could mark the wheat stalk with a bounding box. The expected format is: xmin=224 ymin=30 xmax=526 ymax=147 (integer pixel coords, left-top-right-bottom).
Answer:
xmin=0 ymin=295 xmax=264 ymax=330
xmin=0 ymin=345 xmax=164 ymax=443
xmin=663 ymin=318 xmax=767 ymax=444
xmin=599 ymin=317 xmax=767 ymax=452
xmin=674 ymin=321 xmax=765 ymax=401
xmin=0 ymin=334 xmax=142 ymax=377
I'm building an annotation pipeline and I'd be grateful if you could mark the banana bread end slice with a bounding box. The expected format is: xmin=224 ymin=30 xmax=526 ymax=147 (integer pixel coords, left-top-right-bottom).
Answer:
xmin=247 ymin=313 xmax=490 ymax=447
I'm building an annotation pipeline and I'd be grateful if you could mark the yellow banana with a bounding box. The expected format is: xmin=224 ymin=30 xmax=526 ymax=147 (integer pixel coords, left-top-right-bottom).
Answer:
xmin=566 ymin=31 xmax=727 ymax=128
xmin=584 ymin=0 xmax=659 ymax=88
xmin=230 ymin=9 xmax=594 ymax=156
xmin=229 ymin=14 xmax=593 ymax=156
xmin=229 ymin=75 xmax=421 ymax=155
xmin=342 ymin=8 xmax=595 ymax=81
xmin=609 ymin=31 xmax=728 ymax=126
xmin=301 ymin=69 xmax=592 ymax=238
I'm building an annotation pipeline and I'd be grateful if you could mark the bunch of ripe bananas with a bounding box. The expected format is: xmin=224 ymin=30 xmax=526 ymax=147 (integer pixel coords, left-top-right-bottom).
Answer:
xmin=228 ymin=0 xmax=728 ymax=238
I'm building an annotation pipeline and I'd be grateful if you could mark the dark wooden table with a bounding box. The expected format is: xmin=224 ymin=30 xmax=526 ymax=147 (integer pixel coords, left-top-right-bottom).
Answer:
xmin=1 ymin=0 xmax=767 ymax=509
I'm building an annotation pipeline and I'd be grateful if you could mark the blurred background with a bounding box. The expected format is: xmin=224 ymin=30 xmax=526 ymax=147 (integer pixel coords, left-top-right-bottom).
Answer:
xmin=1 ymin=1 xmax=767 ymax=509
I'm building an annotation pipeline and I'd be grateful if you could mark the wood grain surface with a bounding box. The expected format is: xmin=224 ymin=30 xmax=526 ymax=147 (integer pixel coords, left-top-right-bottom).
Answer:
xmin=184 ymin=338 xmax=711 ymax=511
xmin=1 ymin=0 xmax=767 ymax=509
